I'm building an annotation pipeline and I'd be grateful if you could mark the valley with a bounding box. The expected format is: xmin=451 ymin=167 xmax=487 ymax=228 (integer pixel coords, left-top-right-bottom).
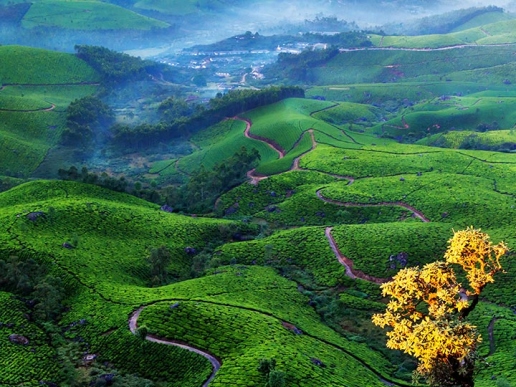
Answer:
xmin=2 ymin=2 xmax=516 ymax=387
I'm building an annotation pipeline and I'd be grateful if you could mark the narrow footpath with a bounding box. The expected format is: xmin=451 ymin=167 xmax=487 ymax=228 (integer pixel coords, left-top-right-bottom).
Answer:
xmin=325 ymin=227 xmax=391 ymax=284
xmin=316 ymin=190 xmax=430 ymax=223
xmin=129 ymin=306 xmax=221 ymax=387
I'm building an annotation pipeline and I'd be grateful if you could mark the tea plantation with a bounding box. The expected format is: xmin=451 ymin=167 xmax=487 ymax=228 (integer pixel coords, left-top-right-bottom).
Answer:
xmin=21 ymin=0 xmax=169 ymax=30
xmin=0 ymin=46 xmax=100 ymax=177
xmin=4 ymin=13 xmax=516 ymax=386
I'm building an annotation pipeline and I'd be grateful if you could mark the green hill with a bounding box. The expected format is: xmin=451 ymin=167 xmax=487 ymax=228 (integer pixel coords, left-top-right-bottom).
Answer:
xmin=0 ymin=45 xmax=99 ymax=84
xmin=21 ymin=0 xmax=169 ymax=30
xmin=0 ymin=180 xmax=412 ymax=386
xmin=372 ymin=18 xmax=516 ymax=48
xmin=309 ymin=46 xmax=516 ymax=85
xmin=0 ymin=46 xmax=99 ymax=178
xmin=4 ymin=15 xmax=516 ymax=385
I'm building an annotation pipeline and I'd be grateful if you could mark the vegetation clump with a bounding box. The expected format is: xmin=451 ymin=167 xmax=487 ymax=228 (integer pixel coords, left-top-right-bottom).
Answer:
xmin=373 ymin=227 xmax=509 ymax=386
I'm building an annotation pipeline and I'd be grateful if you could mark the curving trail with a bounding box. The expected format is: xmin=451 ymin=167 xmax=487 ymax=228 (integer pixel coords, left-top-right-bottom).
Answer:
xmin=129 ymin=301 xmax=411 ymax=387
xmin=129 ymin=306 xmax=221 ymax=387
xmin=292 ymin=129 xmax=317 ymax=171
xmin=316 ymin=190 xmax=430 ymax=223
xmin=0 ymin=103 xmax=56 ymax=113
xmin=325 ymin=227 xmax=391 ymax=284
xmin=233 ymin=116 xmax=285 ymax=184
xmin=246 ymin=168 xmax=268 ymax=185
xmin=236 ymin=116 xmax=285 ymax=159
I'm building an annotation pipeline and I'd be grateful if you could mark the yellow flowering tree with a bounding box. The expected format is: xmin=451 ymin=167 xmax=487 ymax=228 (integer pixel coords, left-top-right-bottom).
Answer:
xmin=372 ymin=227 xmax=508 ymax=387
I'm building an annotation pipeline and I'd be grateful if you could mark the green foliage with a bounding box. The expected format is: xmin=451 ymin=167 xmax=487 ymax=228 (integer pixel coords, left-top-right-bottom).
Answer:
xmin=58 ymin=166 xmax=130 ymax=194
xmin=216 ymin=226 xmax=345 ymax=287
xmin=61 ymin=96 xmax=114 ymax=146
xmin=147 ymin=245 xmax=172 ymax=286
xmin=417 ymin=130 xmax=516 ymax=152
xmin=266 ymin=46 xmax=341 ymax=83
xmin=177 ymin=146 xmax=261 ymax=212
xmin=382 ymin=6 xmax=506 ymax=35
xmin=0 ymin=46 xmax=99 ymax=177
xmin=158 ymin=96 xmax=195 ymax=122
xmin=267 ymin=369 xmax=286 ymax=387
xmin=75 ymin=45 xmax=162 ymax=84
xmin=292 ymin=45 xmax=516 ymax=85
xmin=177 ymin=119 xmax=276 ymax=175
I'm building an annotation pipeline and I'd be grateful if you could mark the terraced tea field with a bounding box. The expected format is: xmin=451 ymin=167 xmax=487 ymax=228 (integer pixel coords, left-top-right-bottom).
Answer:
xmin=21 ymin=0 xmax=169 ymax=30
xmin=0 ymin=46 xmax=99 ymax=177
xmin=5 ymin=14 xmax=516 ymax=384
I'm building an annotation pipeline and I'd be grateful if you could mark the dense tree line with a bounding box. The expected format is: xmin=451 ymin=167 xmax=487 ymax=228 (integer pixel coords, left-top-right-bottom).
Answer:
xmin=186 ymin=30 xmax=370 ymax=53
xmin=302 ymin=15 xmax=360 ymax=32
xmin=61 ymin=96 xmax=114 ymax=147
xmin=58 ymin=166 xmax=129 ymax=193
xmin=75 ymin=45 xmax=174 ymax=84
xmin=57 ymin=146 xmax=259 ymax=213
xmin=112 ymin=86 xmax=304 ymax=149
xmin=167 ymin=146 xmax=261 ymax=213
xmin=0 ymin=255 xmax=65 ymax=321
xmin=158 ymin=96 xmax=197 ymax=122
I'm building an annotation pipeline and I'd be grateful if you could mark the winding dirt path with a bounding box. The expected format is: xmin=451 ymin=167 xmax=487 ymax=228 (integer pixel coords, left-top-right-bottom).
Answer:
xmin=316 ymin=190 xmax=430 ymax=222
xmin=232 ymin=116 xmax=285 ymax=184
xmin=236 ymin=116 xmax=285 ymax=159
xmin=129 ymin=306 xmax=221 ymax=387
xmin=246 ymin=168 xmax=268 ymax=185
xmin=129 ymin=300 xmax=411 ymax=387
xmin=325 ymin=227 xmax=391 ymax=284
xmin=0 ymin=103 xmax=56 ymax=113
xmin=292 ymin=129 xmax=317 ymax=171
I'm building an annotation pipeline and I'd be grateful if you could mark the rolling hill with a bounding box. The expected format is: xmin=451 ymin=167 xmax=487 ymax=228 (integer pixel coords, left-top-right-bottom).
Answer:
xmin=3 ymin=9 xmax=516 ymax=387
xmin=0 ymin=46 xmax=99 ymax=178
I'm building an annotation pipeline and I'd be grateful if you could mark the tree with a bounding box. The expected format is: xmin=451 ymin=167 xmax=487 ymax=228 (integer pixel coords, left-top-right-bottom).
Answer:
xmin=32 ymin=275 xmax=65 ymax=321
xmin=372 ymin=227 xmax=508 ymax=387
xmin=147 ymin=246 xmax=172 ymax=286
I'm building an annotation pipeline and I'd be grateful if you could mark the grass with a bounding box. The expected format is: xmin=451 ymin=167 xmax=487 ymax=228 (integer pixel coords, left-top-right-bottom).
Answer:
xmin=21 ymin=0 xmax=169 ymax=30
xmin=5 ymin=23 xmax=516 ymax=385
xmin=255 ymin=129 xmax=313 ymax=175
xmin=216 ymin=226 xmax=345 ymax=287
xmin=451 ymin=11 xmax=515 ymax=32
xmin=369 ymin=96 xmax=516 ymax=139
xmin=140 ymin=299 xmax=389 ymax=387
xmin=417 ymin=129 xmax=516 ymax=149
xmin=370 ymin=18 xmax=516 ymax=49
xmin=330 ymin=223 xmax=451 ymax=278
xmin=0 ymin=180 xmax=410 ymax=385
